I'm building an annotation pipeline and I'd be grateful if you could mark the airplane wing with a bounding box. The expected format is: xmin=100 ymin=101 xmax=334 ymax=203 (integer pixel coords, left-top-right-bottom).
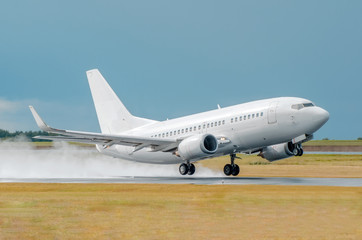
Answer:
xmin=29 ymin=106 xmax=177 ymax=152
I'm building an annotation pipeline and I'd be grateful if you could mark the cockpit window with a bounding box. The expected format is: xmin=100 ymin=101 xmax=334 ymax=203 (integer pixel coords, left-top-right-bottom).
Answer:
xmin=292 ymin=102 xmax=315 ymax=110
xmin=291 ymin=104 xmax=303 ymax=110
xmin=303 ymin=103 xmax=314 ymax=107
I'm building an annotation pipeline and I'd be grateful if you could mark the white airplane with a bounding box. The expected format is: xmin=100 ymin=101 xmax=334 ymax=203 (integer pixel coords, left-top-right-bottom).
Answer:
xmin=30 ymin=69 xmax=329 ymax=176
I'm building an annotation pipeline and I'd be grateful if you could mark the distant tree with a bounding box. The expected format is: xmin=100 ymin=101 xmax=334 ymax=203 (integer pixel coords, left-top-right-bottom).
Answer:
xmin=358 ymin=137 xmax=362 ymax=140
xmin=322 ymin=138 xmax=329 ymax=140
xmin=0 ymin=129 xmax=11 ymax=138
xmin=0 ymin=129 xmax=53 ymax=142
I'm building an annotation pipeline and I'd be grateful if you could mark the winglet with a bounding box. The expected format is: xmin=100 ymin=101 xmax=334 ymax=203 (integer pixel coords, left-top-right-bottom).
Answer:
xmin=29 ymin=106 xmax=52 ymax=132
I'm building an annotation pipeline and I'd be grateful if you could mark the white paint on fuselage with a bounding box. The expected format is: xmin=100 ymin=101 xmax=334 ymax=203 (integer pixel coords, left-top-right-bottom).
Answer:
xmin=98 ymin=97 xmax=329 ymax=164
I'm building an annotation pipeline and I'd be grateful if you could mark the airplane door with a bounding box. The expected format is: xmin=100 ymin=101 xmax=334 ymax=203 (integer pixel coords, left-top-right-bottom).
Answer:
xmin=267 ymin=102 xmax=278 ymax=124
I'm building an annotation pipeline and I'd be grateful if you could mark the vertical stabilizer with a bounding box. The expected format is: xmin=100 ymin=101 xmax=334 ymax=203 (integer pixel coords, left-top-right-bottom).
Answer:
xmin=86 ymin=69 xmax=155 ymax=134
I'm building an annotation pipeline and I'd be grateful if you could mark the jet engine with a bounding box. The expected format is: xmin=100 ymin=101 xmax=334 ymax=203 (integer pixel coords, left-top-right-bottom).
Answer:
xmin=259 ymin=142 xmax=302 ymax=161
xmin=177 ymin=134 xmax=218 ymax=160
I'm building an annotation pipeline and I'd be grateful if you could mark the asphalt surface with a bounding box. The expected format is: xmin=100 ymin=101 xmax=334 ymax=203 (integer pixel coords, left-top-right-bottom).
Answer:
xmin=1 ymin=177 xmax=361 ymax=186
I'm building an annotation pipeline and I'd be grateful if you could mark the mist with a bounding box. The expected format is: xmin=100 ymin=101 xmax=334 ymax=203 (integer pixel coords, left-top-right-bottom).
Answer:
xmin=0 ymin=141 xmax=221 ymax=178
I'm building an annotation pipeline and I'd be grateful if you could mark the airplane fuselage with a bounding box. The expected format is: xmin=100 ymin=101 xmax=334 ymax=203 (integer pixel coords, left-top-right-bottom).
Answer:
xmin=98 ymin=97 xmax=329 ymax=164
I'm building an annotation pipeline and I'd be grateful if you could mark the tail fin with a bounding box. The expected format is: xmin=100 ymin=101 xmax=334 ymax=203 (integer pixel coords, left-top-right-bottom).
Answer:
xmin=86 ymin=69 xmax=156 ymax=134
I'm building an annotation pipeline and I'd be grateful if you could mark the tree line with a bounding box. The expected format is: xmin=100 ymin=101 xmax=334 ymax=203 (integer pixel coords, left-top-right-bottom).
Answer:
xmin=0 ymin=129 xmax=53 ymax=142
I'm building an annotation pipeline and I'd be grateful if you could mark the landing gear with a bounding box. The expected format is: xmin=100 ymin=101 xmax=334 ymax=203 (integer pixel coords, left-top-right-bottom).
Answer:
xmin=223 ymin=154 xmax=240 ymax=176
xmin=179 ymin=163 xmax=188 ymax=175
xmin=179 ymin=162 xmax=196 ymax=175
xmin=188 ymin=164 xmax=196 ymax=175
xmin=297 ymin=148 xmax=304 ymax=156
xmin=293 ymin=144 xmax=304 ymax=157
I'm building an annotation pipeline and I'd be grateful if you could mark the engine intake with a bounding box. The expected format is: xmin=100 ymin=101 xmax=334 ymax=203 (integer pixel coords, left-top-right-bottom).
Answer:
xmin=178 ymin=134 xmax=218 ymax=160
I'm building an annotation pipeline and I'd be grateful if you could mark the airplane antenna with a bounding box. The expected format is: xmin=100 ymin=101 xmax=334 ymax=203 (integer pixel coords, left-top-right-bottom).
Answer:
xmin=217 ymin=104 xmax=221 ymax=109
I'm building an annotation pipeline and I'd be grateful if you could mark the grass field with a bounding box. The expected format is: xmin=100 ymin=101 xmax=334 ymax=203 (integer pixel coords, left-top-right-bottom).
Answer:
xmin=303 ymin=140 xmax=362 ymax=146
xmin=0 ymin=183 xmax=361 ymax=240
xmin=200 ymin=154 xmax=362 ymax=178
xmin=1 ymin=142 xmax=361 ymax=239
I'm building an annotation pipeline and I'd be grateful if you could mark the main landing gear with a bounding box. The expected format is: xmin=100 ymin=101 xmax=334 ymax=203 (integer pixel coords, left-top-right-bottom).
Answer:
xmin=179 ymin=162 xmax=196 ymax=175
xmin=223 ymin=153 xmax=240 ymax=176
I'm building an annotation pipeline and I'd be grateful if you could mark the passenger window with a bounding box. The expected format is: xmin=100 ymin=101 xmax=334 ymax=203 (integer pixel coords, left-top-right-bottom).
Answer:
xmin=203 ymin=124 xmax=206 ymax=129
xmin=211 ymin=123 xmax=213 ymax=127
xmin=178 ymin=130 xmax=180 ymax=134
xmin=162 ymin=133 xmax=165 ymax=137
xmin=222 ymin=120 xmax=225 ymax=125
xmin=252 ymin=114 xmax=255 ymax=118
xmin=248 ymin=115 xmax=251 ymax=119
xmin=174 ymin=131 xmax=176 ymax=135
xmin=207 ymin=123 xmax=210 ymax=128
xmin=158 ymin=134 xmax=161 ymax=137
xmin=256 ymin=113 xmax=259 ymax=117
xmin=181 ymin=129 xmax=184 ymax=133
xmin=198 ymin=125 xmax=201 ymax=130
xmin=239 ymin=116 xmax=242 ymax=121
xmin=194 ymin=126 xmax=196 ymax=131
xmin=261 ymin=112 xmax=263 ymax=117
xmin=170 ymin=132 xmax=172 ymax=136
xmin=235 ymin=117 xmax=237 ymax=122
xmin=185 ymin=128 xmax=188 ymax=133
xmin=218 ymin=121 xmax=221 ymax=125
xmin=166 ymin=133 xmax=168 ymax=137
xmin=231 ymin=118 xmax=233 ymax=123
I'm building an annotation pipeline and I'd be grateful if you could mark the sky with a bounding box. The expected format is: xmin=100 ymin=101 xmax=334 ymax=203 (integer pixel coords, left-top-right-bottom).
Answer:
xmin=0 ymin=0 xmax=361 ymax=140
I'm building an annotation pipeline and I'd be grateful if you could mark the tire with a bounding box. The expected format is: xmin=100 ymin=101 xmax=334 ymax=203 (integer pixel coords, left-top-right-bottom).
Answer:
xmin=298 ymin=148 xmax=304 ymax=156
xmin=232 ymin=164 xmax=240 ymax=176
xmin=179 ymin=163 xmax=189 ymax=175
xmin=293 ymin=148 xmax=299 ymax=156
xmin=188 ymin=164 xmax=196 ymax=175
xmin=223 ymin=164 xmax=233 ymax=176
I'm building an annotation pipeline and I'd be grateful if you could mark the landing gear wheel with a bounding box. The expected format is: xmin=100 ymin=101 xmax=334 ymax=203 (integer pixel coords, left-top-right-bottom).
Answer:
xmin=232 ymin=164 xmax=240 ymax=176
xmin=298 ymin=148 xmax=304 ymax=156
xmin=179 ymin=163 xmax=189 ymax=175
xmin=293 ymin=148 xmax=299 ymax=156
xmin=223 ymin=164 xmax=233 ymax=176
xmin=188 ymin=164 xmax=196 ymax=175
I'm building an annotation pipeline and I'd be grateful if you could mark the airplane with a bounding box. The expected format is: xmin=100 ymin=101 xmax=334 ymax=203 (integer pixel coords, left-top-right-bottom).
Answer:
xmin=29 ymin=69 xmax=329 ymax=176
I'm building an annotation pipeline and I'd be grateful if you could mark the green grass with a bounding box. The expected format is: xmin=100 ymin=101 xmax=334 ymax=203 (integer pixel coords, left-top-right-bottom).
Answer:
xmin=304 ymin=140 xmax=362 ymax=146
xmin=200 ymin=154 xmax=362 ymax=178
xmin=0 ymin=184 xmax=361 ymax=240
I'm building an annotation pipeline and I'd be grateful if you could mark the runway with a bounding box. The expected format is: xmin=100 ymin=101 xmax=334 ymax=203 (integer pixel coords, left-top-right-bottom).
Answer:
xmin=1 ymin=177 xmax=361 ymax=187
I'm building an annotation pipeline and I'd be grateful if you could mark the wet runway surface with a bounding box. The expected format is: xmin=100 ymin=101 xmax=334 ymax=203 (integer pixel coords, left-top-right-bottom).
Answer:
xmin=1 ymin=177 xmax=361 ymax=187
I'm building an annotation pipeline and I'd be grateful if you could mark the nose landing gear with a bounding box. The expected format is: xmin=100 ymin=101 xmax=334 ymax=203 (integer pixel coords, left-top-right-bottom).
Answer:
xmin=293 ymin=144 xmax=304 ymax=157
xmin=223 ymin=153 xmax=240 ymax=176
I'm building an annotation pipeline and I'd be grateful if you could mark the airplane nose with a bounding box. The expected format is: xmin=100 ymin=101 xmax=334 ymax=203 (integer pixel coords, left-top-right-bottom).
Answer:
xmin=315 ymin=107 xmax=329 ymax=126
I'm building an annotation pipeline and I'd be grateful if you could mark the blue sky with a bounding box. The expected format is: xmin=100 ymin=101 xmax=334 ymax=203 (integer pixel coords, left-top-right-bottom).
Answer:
xmin=0 ymin=1 xmax=361 ymax=139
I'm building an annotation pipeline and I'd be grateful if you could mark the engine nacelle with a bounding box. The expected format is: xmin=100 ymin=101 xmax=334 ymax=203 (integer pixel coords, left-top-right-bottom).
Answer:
xmin=178 ymin=134 xmax=218 ymax=160
xmin=259 ymin=142 xmax=296 ymax=161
